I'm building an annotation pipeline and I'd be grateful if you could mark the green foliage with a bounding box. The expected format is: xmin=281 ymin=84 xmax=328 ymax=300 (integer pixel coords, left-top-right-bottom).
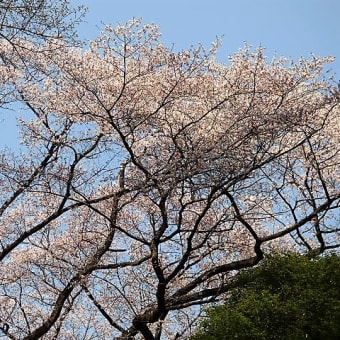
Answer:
xmin=191 ymin=253 xmax=340 ymax=340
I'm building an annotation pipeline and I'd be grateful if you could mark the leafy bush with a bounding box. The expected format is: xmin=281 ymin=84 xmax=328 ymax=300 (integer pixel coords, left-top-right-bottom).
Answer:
xmin=191 ymin=253 xmax=340 ymax=340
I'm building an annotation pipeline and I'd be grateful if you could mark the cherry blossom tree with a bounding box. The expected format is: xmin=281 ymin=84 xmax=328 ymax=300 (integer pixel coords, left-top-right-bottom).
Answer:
xmin=0 ymin=18 xmax=339 ymax=339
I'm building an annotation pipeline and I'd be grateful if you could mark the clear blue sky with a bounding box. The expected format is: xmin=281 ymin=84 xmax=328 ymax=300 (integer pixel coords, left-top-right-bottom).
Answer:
xmin=74 ymin=0 xmax=340 ymax=72
xmin=1 ymin=0 xmax=339 ymax=149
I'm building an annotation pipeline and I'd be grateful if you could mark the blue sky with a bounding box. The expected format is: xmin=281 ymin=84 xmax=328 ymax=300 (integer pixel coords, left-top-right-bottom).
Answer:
xmin=1 ymin=0 xmax=339 ymax=149
xmin=74 ymin=0 xmax=340 ymax=72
